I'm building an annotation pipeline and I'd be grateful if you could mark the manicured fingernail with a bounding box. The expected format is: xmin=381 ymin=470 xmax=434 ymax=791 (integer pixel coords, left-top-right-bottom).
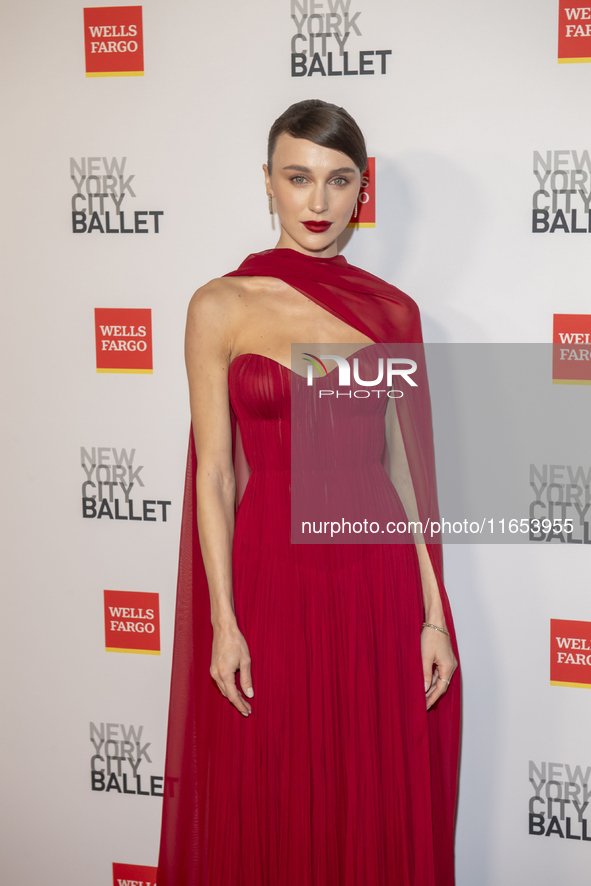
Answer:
xmin=242 ymin=711 xmax=249 ymax=717
xmin=245 ymin=688 xmax=254 ymax=698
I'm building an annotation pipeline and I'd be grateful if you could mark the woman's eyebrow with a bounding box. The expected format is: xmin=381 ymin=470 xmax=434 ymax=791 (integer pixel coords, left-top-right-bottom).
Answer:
xmin=282 ymin=164 xmax=356 ymax=174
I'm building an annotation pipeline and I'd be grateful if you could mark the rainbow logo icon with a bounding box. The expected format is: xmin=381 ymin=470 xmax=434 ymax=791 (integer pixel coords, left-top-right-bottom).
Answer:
xmin=302 ymin=353 xmax=329 ymax=375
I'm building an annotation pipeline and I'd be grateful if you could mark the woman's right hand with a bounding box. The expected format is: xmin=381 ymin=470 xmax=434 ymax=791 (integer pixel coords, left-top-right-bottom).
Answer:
xmin=210 ymin=622 xmax=254 ymax=717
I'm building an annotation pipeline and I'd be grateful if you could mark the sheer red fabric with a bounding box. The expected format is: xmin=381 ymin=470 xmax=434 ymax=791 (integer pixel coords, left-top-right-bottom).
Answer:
xmin=157 ymin=248 xmax=460 ymax=886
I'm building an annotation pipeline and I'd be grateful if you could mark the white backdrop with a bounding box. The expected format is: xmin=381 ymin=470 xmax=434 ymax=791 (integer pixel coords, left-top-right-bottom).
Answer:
xmin=1 ymin=1 xmax=590 ymax=884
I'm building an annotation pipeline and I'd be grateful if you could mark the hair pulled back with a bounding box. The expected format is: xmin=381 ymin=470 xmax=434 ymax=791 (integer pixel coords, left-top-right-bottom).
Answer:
xmin=267 ymin=99 xmax=367 ymax=174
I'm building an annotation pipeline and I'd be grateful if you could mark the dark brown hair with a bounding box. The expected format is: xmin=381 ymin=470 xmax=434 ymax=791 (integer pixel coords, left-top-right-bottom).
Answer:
xmin=267 ymin=99 xmax=367 ymax=174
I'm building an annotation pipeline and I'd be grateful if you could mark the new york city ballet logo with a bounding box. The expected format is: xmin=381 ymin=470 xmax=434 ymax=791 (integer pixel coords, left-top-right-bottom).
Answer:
xmin=532 ymin=150 xmax=591 ymax=234
xmin=303 ymin=350 xmax=417 ymax=398
xmin=528 ymin=462 xmax=591 ymax=544
xmin=347 ymin=157 xmax=375 ymax=228
xmin=90 ymin=721 xmax=163 ymax=798
xmin=95 ymin=308 xmax=153 ymax=374
xmin=550 ymin=619 xmax=591 ymax=687
xmin=290 ymin=0 xmax=392 ymax=78
xmin=529 ymin=759 xmax=591 ymax=840
xmin=558 ymin=2 xmax=591 ymax=63
xmin=70 ymin=156 xmax=164 ymax=235
xmin=83 ymin=6 xmax=144 ymax=77
xmin=104 ymin=590 xmax=160 ymax=655
xmin=552 ymin=314 xmax=591 ymax=384
xmin=80 ymin=446 xmax=172 ymax=524
xmin=113 ymin=863 xmax=158 ymax=886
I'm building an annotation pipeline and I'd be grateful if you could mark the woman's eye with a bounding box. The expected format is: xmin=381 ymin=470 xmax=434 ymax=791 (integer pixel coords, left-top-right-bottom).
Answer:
xmin=289 ymin=175 xmax=349 ymax=186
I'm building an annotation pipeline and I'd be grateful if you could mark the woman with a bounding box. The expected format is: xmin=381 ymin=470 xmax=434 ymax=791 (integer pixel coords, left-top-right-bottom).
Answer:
xmin=158 ymin=99 xmax=460 ymax=886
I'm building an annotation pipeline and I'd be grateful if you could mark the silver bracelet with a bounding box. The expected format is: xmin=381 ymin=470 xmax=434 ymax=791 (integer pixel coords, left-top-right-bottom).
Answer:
xmin=422 ymin=622 xmax=450 ymax=637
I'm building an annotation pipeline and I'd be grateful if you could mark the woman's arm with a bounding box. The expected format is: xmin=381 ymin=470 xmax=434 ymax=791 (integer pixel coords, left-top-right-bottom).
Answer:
xmin=385 ymin=397 xmax=457 ymax=710
xmin=185 ymin=280 xmax=253 ymax=717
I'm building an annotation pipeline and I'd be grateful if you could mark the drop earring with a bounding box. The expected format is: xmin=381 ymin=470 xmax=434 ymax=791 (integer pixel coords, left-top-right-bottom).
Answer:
xmin=353 ymin=200 xmax=358 ymax=219
xmin=268 ymin=194 xmax=273 ymax=215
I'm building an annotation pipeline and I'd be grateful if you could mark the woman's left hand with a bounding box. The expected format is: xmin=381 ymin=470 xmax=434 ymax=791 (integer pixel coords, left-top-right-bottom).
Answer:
xmin=421 ymin=626 xmax=457 ymax=710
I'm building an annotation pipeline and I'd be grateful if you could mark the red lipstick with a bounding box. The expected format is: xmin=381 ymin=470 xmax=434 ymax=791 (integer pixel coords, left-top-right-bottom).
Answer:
xmin=302 ymin=220 xmax=332 ymax=233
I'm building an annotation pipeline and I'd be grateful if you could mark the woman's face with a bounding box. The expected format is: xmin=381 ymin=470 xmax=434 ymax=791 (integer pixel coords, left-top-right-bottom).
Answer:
xmin=263 ymin=132 xmax=362 ymax=257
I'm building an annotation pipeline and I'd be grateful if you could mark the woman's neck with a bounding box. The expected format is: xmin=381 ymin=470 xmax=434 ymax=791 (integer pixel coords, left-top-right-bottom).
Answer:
xmin=273 ymin=230 xmax=339 ymax=258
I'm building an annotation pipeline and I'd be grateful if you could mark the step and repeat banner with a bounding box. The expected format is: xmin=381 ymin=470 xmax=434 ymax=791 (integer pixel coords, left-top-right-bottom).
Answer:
xmin=1 ymin=1 xmax=590 ymax=884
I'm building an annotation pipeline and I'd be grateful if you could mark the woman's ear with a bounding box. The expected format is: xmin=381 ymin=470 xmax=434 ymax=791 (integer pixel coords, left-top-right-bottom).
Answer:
xmin=262 ymin=163 xmax=273 ymax=196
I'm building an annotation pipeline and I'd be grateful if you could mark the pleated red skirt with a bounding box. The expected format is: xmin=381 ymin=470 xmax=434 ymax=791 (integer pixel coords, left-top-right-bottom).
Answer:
xmin=158 ymin=350 xmax=460 ymax=886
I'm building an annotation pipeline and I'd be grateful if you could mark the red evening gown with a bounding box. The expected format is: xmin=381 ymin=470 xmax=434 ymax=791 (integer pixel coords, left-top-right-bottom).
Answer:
xmin=157 ymin=249 xmax=460 ymax=886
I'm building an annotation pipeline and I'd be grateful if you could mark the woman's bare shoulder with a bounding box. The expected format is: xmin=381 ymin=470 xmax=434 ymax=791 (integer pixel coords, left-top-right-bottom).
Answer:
xmin=186 ymin=276 xmax=251 ymax=338
xmin=187 ymin=276 xmax=248 ymax=317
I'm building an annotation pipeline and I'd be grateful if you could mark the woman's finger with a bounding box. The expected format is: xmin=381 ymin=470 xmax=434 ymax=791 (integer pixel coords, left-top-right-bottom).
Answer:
xmin=427 ymin=670 xmax=454 ymax=709
xmin=210 ymin=668 xmax=228 ymax=698
xmin=221 ymin=669 xmax=251 ymax=717
xmin=240 ymin=657 xmax=254 ymax=701
xmin=236 ymin=689 xmax=252 ymax=715
xmin=423 ymin=660 xmax=435 ymax=694
xmin=425 ymin=668 xmax=439 ymax=699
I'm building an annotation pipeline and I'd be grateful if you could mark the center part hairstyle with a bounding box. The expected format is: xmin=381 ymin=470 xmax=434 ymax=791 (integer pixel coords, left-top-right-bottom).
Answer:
xmin=267 ymin=99 xmax=368 ymax=175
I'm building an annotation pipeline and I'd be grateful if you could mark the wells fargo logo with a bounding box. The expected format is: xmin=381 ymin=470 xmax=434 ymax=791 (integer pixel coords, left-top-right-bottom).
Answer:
xmin=104 ymin=590 xmax=160 ymax=655
xmin=95 ymin=308 xmax=152 ymax=373
xmin=550 ymin=618 xmax=591 ymax=687
xmin=552 ymin=313 xmax=591 ymax=384
xmin=347 ymin=157 xmax=375 ymax=228
xmin=113 ymin=863 xmax=158 ymax=886
xmin=558 ymin=2 xmax=591 ymax=63
xmin=84 ymin=6 xmax=144 ymax=77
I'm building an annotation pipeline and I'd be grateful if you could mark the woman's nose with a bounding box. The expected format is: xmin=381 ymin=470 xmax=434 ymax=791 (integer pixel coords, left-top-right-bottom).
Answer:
xmin=308 ymin=184 xmax=328 ymax=215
